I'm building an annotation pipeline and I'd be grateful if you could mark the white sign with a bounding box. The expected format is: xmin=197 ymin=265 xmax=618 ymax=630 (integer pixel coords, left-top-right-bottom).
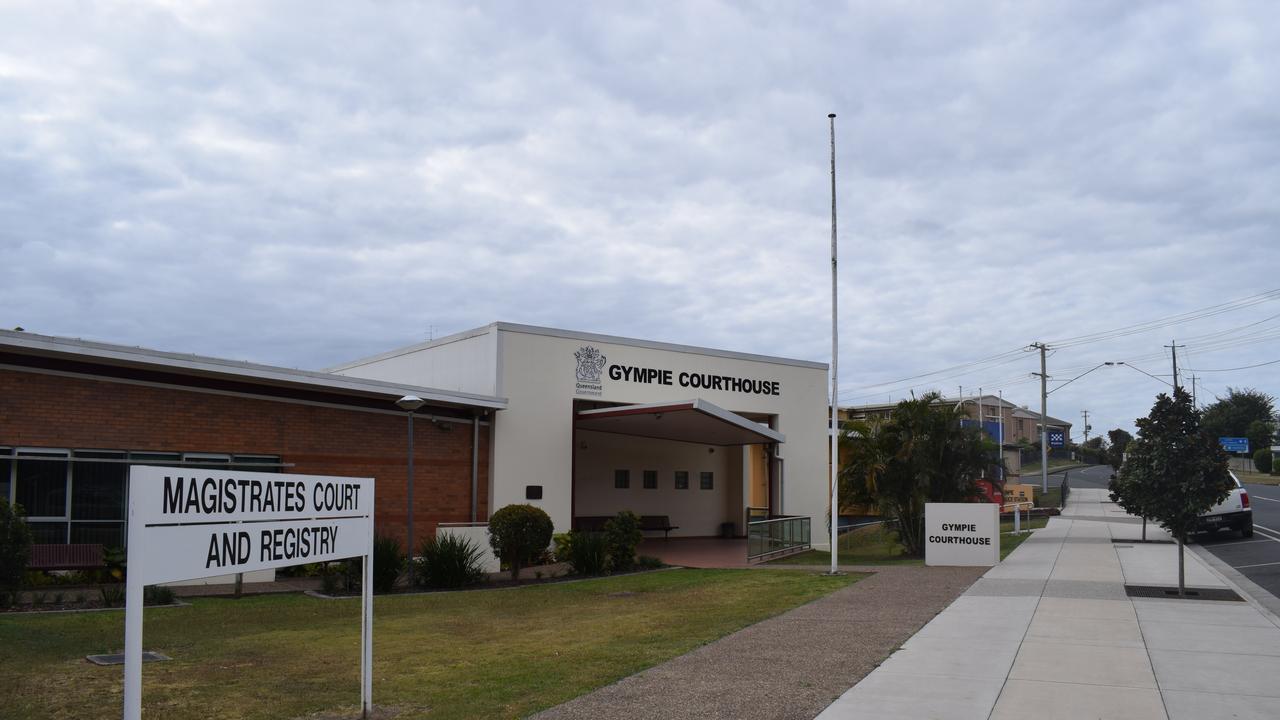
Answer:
xmin=925 ymin=503 xmax=999 ymax=567
xmin=123 ymin=467 xmax=375 ymax=719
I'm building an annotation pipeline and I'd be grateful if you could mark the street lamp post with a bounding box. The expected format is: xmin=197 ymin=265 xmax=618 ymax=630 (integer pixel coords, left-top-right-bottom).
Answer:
xmin=397 ymin=395 xmax=426 ymax=558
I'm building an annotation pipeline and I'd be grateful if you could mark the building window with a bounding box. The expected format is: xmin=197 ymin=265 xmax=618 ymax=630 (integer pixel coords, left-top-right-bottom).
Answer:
xmin=700 ymin=471 xmax=714 ymax=490
xmin=643 ymin=470 xmax=657 ymax=489
xmin=614 ymin=469 xmax=630 ymax=489
xmin=71 ymin=450 xmax=126 ymax=548
xmin=674 ymin=471 xmax=689 ymax=490
xmin=0 ymin=447 xmax=11 ymax=506
xmin=15 ymin=449 xmax=70 ymax=543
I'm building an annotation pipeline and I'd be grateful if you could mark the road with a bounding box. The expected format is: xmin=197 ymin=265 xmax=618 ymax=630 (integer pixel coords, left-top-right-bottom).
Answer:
xmin=1061 ymin=463 xmax=1280 ymax=601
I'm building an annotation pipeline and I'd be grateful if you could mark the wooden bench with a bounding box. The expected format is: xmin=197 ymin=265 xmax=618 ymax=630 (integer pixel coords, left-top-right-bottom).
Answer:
xmin=28 ymin=543 xmax=106 ymax=571
xmin=639 ymin=515 xmax=678 ymax=540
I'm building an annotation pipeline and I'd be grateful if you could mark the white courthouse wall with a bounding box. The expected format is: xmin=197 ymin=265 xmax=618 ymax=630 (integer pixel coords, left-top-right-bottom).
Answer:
xmin=331 ymin=327 xmax=499 ymax=397
xmin=435 ymin=524 xmax=502 ymax=573
xmin=495 ymin=329 xmax=830 ymax=546
xmin=574 ymin=430 xmax=740 ymax=537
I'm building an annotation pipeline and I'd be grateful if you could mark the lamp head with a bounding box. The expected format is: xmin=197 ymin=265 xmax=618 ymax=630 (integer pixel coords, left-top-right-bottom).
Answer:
xmin=396 ymin=395 xmax=426 ymax=411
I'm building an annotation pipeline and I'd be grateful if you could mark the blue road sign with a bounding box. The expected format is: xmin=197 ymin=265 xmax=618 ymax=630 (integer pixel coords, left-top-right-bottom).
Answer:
xmin=1047 ymin=430 xmax=1066 ymax=448
xmin=1220 ymin=437 xmax=1250 ymax=454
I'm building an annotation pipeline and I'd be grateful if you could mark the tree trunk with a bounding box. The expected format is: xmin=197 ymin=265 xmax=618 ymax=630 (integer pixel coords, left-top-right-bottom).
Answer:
xmin=1141 ymin=517 xmax=1147 ymax=542
xmin=1177 ymin=535 xmax=1185 ymax=597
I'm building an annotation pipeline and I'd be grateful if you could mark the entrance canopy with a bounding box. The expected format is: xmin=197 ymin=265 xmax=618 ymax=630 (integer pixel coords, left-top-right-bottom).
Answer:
xmin=575 ymin=399 xmax=784 ymax=446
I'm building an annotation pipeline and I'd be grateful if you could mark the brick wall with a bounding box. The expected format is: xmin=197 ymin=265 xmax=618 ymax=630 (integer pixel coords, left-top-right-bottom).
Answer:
xmin=0 ymin=368 xmax=490 ymax=550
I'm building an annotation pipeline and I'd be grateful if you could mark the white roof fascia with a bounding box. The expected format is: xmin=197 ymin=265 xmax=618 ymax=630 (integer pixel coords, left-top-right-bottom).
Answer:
xmin=0 ymin=330 xmax=507 ymax=410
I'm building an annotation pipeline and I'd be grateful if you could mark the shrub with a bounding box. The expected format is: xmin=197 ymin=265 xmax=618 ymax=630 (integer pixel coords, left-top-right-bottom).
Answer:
xmin=416 ymin=533 xmax=486 ymax=589
xmin=145 ymin=585 xmax=176 ymax=606
xmin=552 ymin=532 xmax=574 ymax=563
xmin=1254 ymin=448 xmax=1273 ymax=474
xmin=488 ymin=504 xmax=553 ymax=582
xmin=372 ymin=534 xmax=405 ymax=594
xmin=604 ymin=511 xmax=643 ymax=571
xmin=0 ymin=500 xmax=33 ymax=592
xmin=566 ymin=531 xmax=609 ymax=576
xmin=636 ymin=555 xmax=664 ymax=570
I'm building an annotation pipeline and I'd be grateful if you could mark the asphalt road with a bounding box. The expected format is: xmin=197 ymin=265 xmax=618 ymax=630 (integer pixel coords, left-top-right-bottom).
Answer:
xmin=1061 ymin=463 xmax=1280 ymax=602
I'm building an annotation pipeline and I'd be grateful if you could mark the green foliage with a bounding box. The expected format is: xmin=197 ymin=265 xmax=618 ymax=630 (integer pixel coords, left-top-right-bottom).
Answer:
xmin=1247 ymin=419 xmax=1276 ymax=458
xmin=635 ymin=555 xmax=664 ymax=569
xmin=1255 ymin=448 xmax=1273 ymax=474
xmin=1114 ymin=388 xmax=1232 ymax=594
xmin=99 ymin=584 xmax=125 ymax=607
xmin=415 ymin=533 xmax=486 ymax=589
xmin=565 ymin=531 xmax=609 ymax=576
xmin=1201 ymin=387 xmax=1276 ymax=444
xmin=603 ymin=511 xmax=643 ymax=571
xmin=552 ymin=532 xmax=574 ymax=563
xmin=488 ymin=504 xmax=554 ymax=582
xmin=0 ymin=500 xmax=34 ymax=592
xmin=1077 ymin=437 xmax=1108 ymax=465
xmin=372 ymin=534 xmax=405 ymax=594
xmin=1106 ymin=428 xmax=1133 ymax=470
xmin=145 ymin=585 xmax=177 ymax=606
xmin=839 ymin=392 xmax=1000 ymax=556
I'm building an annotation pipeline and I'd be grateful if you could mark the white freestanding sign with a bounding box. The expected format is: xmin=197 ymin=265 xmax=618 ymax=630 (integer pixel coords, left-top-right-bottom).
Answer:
xmin=925 ymin=503 xmax=999 ymax=567
xmin=123 ymin=467 xmax=375 ymax=719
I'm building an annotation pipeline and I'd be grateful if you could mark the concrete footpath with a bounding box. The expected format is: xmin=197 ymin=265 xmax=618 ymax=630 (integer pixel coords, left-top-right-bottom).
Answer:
xmin=818 ymin=488 xmax=1280 ymax=720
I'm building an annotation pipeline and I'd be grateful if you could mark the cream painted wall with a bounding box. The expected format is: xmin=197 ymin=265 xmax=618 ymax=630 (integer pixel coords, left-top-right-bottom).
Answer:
xmin=495 ymin=328 xmax=830 ymax=546
xmin=333 ymin=328 xmax=498 ymax=397
xmin=575 ymin=429 xmax=734 ymax=537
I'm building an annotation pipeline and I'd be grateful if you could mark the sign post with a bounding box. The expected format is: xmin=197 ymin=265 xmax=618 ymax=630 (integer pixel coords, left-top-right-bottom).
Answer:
xmin=122 ymin=467 xmax=375 ymax=719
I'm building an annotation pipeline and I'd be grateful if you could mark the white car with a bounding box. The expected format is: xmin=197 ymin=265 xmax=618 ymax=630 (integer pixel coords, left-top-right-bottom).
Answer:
xmin=1195 ymin=471 xmax=1253 ymax=538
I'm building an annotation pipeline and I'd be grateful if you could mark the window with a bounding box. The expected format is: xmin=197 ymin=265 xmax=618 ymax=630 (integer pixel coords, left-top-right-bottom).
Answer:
xmin=183 ymin=453 xmax=231 ymax=470
xmin=643 ymin=470 xmax=657 ymax=489
xmin=674 ymin=471 xmax=689 ymax=490
xmin=614 ymin=469 xmax=630 ymax=489
xmin=71 ymin=451 xmax=126 ymax=548
xmin=15 ymin=449 xmax=69 ymax=519
xmin=700 ymin=471 xmax=714 ymax=490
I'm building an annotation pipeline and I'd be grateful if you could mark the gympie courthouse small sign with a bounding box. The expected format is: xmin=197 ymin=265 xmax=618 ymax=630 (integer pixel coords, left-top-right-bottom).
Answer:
xmin=122 ymin=467 xmax=374 ymax=720
xmin=924 ymin=502 xmax=999 ymax=567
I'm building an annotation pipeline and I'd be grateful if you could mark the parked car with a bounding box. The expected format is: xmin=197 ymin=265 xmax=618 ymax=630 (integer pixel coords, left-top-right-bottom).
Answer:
xmin=1195 ymin=471 xmax=1252 ymax=538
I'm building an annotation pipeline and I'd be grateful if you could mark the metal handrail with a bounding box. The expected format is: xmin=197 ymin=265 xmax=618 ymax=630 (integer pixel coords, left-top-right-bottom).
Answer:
xmin=1002 ymin=500 xmax=1034 ymax=533
xmin=747 ymin=514 xmax=811 ymax=561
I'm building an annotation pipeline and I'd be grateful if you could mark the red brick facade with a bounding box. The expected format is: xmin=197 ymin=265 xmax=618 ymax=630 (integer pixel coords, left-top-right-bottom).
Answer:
xmin=0 ymin=368 xmax=490 ymax=550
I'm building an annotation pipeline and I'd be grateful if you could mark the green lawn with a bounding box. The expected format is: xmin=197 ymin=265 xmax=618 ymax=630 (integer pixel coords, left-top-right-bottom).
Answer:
xmin=0 ymin=569 xmax=860 ymax=720
xmin=1235 ymin=468 xmax=1280 ymax=486
xmin=774 ymin=519 xmax=1049 ymax=567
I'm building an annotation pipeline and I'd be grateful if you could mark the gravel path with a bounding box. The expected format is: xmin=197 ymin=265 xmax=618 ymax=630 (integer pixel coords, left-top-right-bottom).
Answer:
xmin=530 ymin=565 xmax=984 ymax=720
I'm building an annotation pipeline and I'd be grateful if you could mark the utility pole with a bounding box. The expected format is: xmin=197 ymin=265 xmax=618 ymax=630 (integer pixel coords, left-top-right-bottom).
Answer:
xmin=827 ymin=113 xmax=840 ymax=576
xmin=1165 ymin=340 xmax=1185 ymax=391
xmin=1081 ymin=410 xmax=1090 ymax=445
xmin=998 ymin=389 xmax=1005 ymax=484
xmin=977 ymin=388 xmax=984 ymax=478
xmin=1191 ymin=374 xmax=1198 ymax=408
xmin=1031 ymin=342 xmax=1049 ymax=493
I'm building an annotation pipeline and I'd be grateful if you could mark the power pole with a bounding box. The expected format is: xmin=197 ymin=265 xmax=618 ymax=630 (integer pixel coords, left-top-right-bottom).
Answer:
xmin=1190 ymin=374 xmax=1198 ymax=408
xmin=1031 ymin=342 xmax=1049 ymax=493
xmin=1081 ymin=410 xmax=1090 ymax=445
xmin=1165 ymin=340 xmax=1185 ymax=391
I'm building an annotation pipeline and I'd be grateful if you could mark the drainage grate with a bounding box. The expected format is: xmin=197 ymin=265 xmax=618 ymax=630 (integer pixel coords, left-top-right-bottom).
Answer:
xmin=86 ymin=652 xmax=171 ymax=666
xmin=1124 ymin=585 xmax=1243 ymax=602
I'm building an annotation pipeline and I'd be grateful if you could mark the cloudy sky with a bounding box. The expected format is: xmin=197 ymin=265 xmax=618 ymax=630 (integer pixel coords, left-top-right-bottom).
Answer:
xmin=3 ymin=1 xmax=1278 ymax=437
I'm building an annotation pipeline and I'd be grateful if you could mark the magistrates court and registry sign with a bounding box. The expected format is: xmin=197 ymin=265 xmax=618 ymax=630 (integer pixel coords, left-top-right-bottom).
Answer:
xmin=122 ymin=467 xmax=375 ymax=719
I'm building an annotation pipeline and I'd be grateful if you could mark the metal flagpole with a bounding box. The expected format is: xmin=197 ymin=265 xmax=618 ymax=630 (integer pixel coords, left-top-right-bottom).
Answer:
xmin=828 ymin=113 xmax=840 ymax=575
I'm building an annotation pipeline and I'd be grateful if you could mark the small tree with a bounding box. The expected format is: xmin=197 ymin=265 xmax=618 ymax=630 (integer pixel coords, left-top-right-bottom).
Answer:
xmin=603 ymin=511 xmax=643 ymax=571
xmin=488 ymin=504 xmax=553 ymax=582
xmin=1106 ymin=428 xmax=1133 ymax=470
xmin=1115 ymin=388 xmax=1232 ymax=596
xmin=0 ymin=500 xmax=34 ymax=595
xmin=1255 ymin=448 xmax=1273 ymax=474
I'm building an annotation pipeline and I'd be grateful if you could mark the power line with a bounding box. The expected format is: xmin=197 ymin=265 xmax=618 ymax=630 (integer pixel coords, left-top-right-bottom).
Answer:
xmin=1184 ymin=358 xmax=1280 ymax=372
xmin=1044 ymin=288 xmax=1280 ymax=349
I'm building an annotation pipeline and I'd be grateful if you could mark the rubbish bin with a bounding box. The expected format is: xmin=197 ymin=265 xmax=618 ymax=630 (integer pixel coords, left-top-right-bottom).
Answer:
xmin=720 ymin=522 xmax=735 ymax=539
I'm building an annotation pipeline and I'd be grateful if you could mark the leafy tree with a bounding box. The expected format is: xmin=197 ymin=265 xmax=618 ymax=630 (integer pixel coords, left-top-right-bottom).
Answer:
xmin=0 ymin=500 xmax=33 ymax=594
xmin=1255 ymin=448 xmax=1273 ymax=474
xmin=1201 ymin=387 xmax=1276 ymax=447
xmin=488 ymin=504 xmax=553 ymax=582
xmin=1247 ymin=419 xmax=1276 ymax=458
xmin=1078 ymin=437 xmax=1108 ymax=465
xmin=839 ymin=392 xmax=999 ymax=556
xmin=1113 ymin=388 xmax=1231 ymax=596
xmin=1106 ymin=429 xmax=1133 ymax=470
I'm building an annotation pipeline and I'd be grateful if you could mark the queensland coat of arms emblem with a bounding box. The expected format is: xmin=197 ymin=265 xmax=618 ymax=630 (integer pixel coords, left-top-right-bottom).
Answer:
xmin=574 ymin=346 xmax=606 ymax=383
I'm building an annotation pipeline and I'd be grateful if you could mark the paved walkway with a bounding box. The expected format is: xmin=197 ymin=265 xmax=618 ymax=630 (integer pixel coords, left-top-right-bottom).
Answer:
xmin=531 ymin=564 xmax=984 ymax=720
xmin=818 ymin=488 xmax=1280 ymax=720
